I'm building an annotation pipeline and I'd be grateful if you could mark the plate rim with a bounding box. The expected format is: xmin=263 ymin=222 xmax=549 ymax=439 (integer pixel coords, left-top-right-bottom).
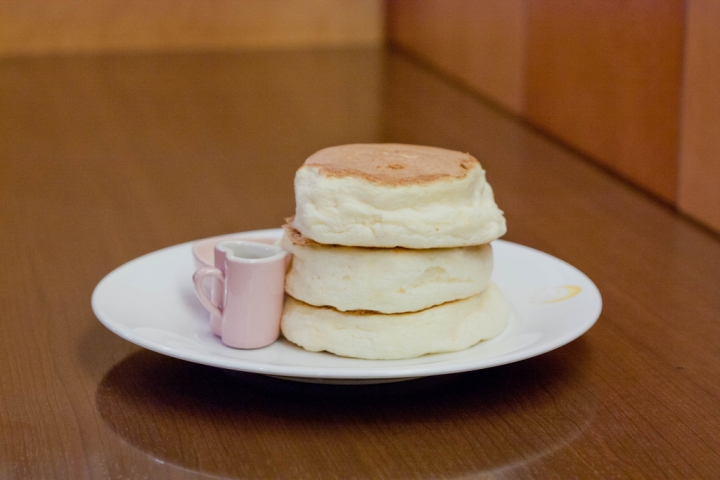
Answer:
xmin=92 ymin=229 xmax=602 ymax=380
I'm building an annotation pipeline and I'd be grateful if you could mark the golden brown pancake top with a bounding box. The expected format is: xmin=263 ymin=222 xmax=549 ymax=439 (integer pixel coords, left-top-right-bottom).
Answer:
xmin=301 ymin=144 xmax=480 ymax=186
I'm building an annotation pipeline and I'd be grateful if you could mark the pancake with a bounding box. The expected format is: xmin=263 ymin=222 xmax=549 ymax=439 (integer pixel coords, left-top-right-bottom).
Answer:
xmin=281 ymin=282 xmax=510 ymax=360
xmin=280 ymin=224 xmax=494 ymax=314
xmin=293 ymin=144 xmax=506 ymax=248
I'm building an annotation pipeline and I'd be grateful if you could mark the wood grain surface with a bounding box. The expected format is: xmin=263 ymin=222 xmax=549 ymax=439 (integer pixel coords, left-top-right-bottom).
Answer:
xmin=1 ymin=49 xmax=719 ymax=478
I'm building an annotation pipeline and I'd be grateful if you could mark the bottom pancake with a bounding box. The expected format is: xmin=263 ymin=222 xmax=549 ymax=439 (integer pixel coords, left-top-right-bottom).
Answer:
xmin=281 ymin=282 xmax=510 ymax=360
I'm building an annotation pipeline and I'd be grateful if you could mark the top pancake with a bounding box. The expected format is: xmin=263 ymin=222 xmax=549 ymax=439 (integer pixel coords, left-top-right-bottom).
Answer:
xmin=304 ymin=144 xmax=480 ymax=186
xmin=293 ymin=143 xmax=506 ymax=248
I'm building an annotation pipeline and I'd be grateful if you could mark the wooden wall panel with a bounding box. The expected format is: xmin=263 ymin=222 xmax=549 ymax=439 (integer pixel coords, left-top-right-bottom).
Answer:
xmin=0 ymin=0 xmax=383 ymax=56
xmin=525 ymin=1 xmax=685 ymax=203
xmin=387 ymin=0 xmax=526 ymax=114
xmin=387 ymin=0 xmax=691 ymax=209
xmin=678 ymin=0 xmax=720 ymax=233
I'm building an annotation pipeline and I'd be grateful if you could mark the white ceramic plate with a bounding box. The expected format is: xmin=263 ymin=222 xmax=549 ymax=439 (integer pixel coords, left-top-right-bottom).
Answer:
xmin=92 ymin=228 xmax=601 ymax=384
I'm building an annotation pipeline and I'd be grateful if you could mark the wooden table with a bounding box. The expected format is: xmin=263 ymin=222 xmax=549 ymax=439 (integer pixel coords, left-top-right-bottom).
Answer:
xmin=2 ymin=48 xmax=719 ymax=479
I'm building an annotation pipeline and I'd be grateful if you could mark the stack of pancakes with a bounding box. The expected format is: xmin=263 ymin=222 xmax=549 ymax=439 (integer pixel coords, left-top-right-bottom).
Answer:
xmin=280 ymin=144 xmax=510 ymax=360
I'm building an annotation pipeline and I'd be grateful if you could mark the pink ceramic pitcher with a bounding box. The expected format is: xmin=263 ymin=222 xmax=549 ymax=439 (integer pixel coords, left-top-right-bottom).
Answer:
xmin=193 ymin=240 xmax=288 ymax=349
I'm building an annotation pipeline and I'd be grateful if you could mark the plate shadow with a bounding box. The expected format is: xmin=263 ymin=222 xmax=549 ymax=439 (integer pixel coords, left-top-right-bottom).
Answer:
xmin=96 ymin=339 xmax=596 ymax=478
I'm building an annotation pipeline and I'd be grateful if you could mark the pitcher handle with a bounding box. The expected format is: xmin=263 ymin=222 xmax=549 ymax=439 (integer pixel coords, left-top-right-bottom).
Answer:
xmin=193 ymin=267 xmax=224 ymax=319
